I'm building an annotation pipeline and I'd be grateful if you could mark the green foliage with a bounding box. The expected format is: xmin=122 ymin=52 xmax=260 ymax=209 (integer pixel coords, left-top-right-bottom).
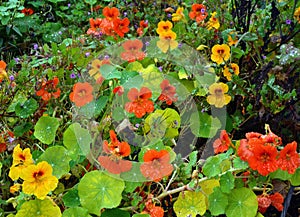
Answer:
xmin=34 ymin=116 xmax=60 ymax=144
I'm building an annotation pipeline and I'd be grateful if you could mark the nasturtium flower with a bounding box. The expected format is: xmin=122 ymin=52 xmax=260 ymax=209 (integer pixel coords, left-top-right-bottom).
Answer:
xmin=172 ymin=7 xmax=185 ymax=22
xmin=228 ymin=32 xmax=238 ymax=46
xmin=269 ymin=192 xmax=284 ymax=212
xmin=137 ymin=20 xmax=148 ymax=36
xmin=247 ymin=143 xmax=278 ymax=176
xmin=257 ymin=193 xmax=284 ymax=214
xmin=88 ymin=59 xmax=109 ymax=83
xmin=223 ymin=63 xmax=240 ymax=81
xmin=69 ymin=82 xmax=94 ymax=107
xmin=10 ymin=183 xmax=21 ymax=194
xmin=158 ymin=79 xmax=177 ymax=105
xmin=211 ymin=44 xmax=231 ymax=64
xmin=9 ymin=144 xmax=34 ymax=181
xmin=156 ymin=31 xmax=178 ymax=53
xmin=21 ymin=161 xmax=58 ymax=199
xmin=125 ymin=87 xmax=154 ymax=118
xmin=98 ymin=156 xmax=132 ymax=174
xmin=278 ymin=141 xmax=300 ymax=174
xmin=103 ymin=130 xmax=131 ymax=157
xmin=294 ymin=7 xmax=300 ymax=23
xmin=113 ymin=17 xmax=130 ymax=37
xmin=102 ymin=7 xmax=119 ymax=20
xmin=189 ymin=3 xmax=208 ymax=23
xmin=149 ymin=206 xmax=164 ymax=217
xmin=21 ymin=8 xmax=34 ymax=16
xmin=120 ymin=39 xmax=145 ymax=62
xmin=0 ymin=60 xmax=8 ymax=81
xmin=206 ymin=12 xmax=220 ymax=30
xmin=36 ymin=77 xmax=61 ymax=101
xmin=213 ymin=130 xmax=232 ymax=154
xmin=113 ymin=86 xmax=124 ymax=96
xmin=87 ymin=18 xmax=103 ymax=36
xmin=206 ymin=82 xmax=231 ymax=108
xmin=156 ymin=20 xmax=173 ymax=35
xmin=140 ymin=149 xmax=173 ymax=182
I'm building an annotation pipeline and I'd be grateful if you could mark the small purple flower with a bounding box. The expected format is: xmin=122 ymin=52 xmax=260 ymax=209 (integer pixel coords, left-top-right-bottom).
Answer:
xmin=123 ymin=12 xmax=127 ymax=16
xmin=158 ymin=66 xmax=163 ymax=72
xmin=58 ymin=31 xmax=62 ymax=35
xmin=104 ymin=55 xmax=110 ymax=60
xmin=88 ymin=11 xmax=91 ymax=15
xmin=201 ymin=8 xmax=206 ymax=14
xmin=33 ymin=43 xmax=38 ymax=50
xmin=145 ymin=41 xmax=150 ymax=46
xmin=286 ymin=19 xmax=291 ymax=25
xmin=77 ymin=73 xmax=81 ymax=78
xmin=14 ymin=57 xmax=20 ymax=63
xmin=167 ymin=13 xmax=172 ymax=18
xmin=262 ymin=55 xmax=266 ymax=59
xmin=178 ymin=43 xmax=182 ymax=48
xmin=135 ymin=123 xmax=140 ymax=128
xmin=70 ymin=73 xmax=76 ymax=79
xmin=85 ymin=52 xmax=90 ymax=57
xmin=9 ymin=75 xmax=14 ymax=81
xmin=67 ymin=3 xmax=71 ymax=7
xmin=8 ymin=137 xmax=15 ymax=143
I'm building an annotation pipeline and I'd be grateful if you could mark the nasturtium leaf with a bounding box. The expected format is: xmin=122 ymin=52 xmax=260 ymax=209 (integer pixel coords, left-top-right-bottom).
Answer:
xmin=15 ymin=98 xmax=38 ymax=118
xmin=219 ymin=172 xmax=235 ymax=193
xmin=185 ymin=151 xmax=198 ymax=176
xmin=34 ymin=116 xmax=59 ymax=144
xmin=208 ymin=187 xmax=228 ymax=216
xmin=291 ymin=168 xmax=300 ymax=186
xmin=124 ymin=181 xmax=143 ymax=193
xmin=62 ymin=188 xmax=81 ymax=207
xmin=132 ymin=214 xmax=150 ymax=217
xmin=38 ymin=146 xmax=71 ymax=178
xmin=78 ymin=171 xmax=125 ymax=215
xmin=269 ymin=169 xmax=293 ymax=181
xmin=13 ymin=122 xmax=32 ymax=137
xmin=174 ymin=191 xmax=207 ymax=217
xmin=144 ymin=108 xmax=181 ymax=139
xmin=101 ymin=64 xmax=121 ymax=79
xmin=62 ymin=207 xmax=91 ymax=217
xmin=15 ymin=198 xmax=61 ymax=217
xmin=77 ymin=96 xmax=108 ymax=118
xmin=190 ymin=112 xmax=221 ymax=138
xmin=7 ymin=93 xmax=27 ymax=112
xmin=63 ymin=123 xmax=92 ymax=160
xmin=101 ymin=208 xmax=130 ymax=217
xmin=121 ymin=163 xmax=146 ymax=182
xmin=233 ymin=156 xmax=249 ymax=170
xmin=112 ymin=106 xmax=126 ymax=121
xmin=202 ymin=155 xmax=222 ymax=178
xmin=225 ymin=188 xmax=258 ymax=217
xmin=199 ymin=179 xmax=220 ymax=206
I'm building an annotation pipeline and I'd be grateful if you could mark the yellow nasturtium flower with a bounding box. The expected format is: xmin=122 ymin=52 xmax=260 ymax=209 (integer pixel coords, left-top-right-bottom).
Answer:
xmin=21 ymin=161 xmax=58 ymax=199
xmin=228 ymin=32 xmax=238 ymax=46
xmin=206 ymin=12 xmax=220 ymax=30
xmin=0 ymin=60 xmax=8 ymax=80
xmin=156 ymin=20 xmax=173 ymax=35
xmin=294 ymin=7 xmax=300 ymax=23
xmin=172 ymin=7 xmax=185 ymax=22
xmin=211 ymin=44 xmax=231 ymax=65
xmin=10 ymin=183 xmax=21 ymax=194
xmin=223 ymin=63 xmax=240 ymax=81
xmin=9 ymin=144 xmax=34 ymax=181
xmin=207 ymin=82 xmax=231 ymax=108
xmin=156 ymin=31 xmax=178 ymax=53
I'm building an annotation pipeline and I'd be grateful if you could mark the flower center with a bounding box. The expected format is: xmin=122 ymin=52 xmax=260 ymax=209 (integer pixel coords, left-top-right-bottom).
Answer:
xmin=217 ymin=49 xmax=225 ymax=55
xmin=260 ymin=153 xmax=270 ymax=162
xmin=78 ymin=89 xmax=86 ymax=97
xmin=214 ymin=88 xmax=223 ymax=96
xmin=33 ymin=170 xmax=44 ymax=179
xmin=18 ymin=154 xmax=26 ymax=161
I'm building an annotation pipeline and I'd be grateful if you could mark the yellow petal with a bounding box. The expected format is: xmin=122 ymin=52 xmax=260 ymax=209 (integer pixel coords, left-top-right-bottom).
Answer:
xmin=197 ymin=45 xmax=208 ymax=51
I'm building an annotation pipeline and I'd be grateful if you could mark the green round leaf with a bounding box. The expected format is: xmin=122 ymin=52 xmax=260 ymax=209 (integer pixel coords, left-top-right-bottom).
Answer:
xmin=208 ymin=187 xmax=228 ymax=216
xmin=202 ymin=155 xmax=222 ymax=178
xmin=190 ymin=112 xmax=221 ymax=138
xmin=78 ymin=171 xmax=125 ymax=215
xmin=15 ymin=198 xmax=61 ymax=217
xmin=225 ymin=188 xmax=258 ymax=217
xmin=291 ymin=168 xmax=300 ymax=186
xmin=15 ymin=98 xmax=38 ymax=118
xmin=233 ymin=156 xmax=249 ymax=170
xmin=62 ymin=189 xmax=81 ymax=208
xmin=62 ymin=207 xmax=91 ymax=217
xmin=219 ymin=172 xmax=235 ymax=193
xmin=63 ymin=123 xmax=92 ymax=160
xmin=174 ymin=191 xmax=207 ymax=217
xmin=34 ymin=116 xmax=60 ymax=144
xmin=38 ymin=146 xmax=71 ymax=178
xmin=101 ymin=208 xmax=130 ymax=217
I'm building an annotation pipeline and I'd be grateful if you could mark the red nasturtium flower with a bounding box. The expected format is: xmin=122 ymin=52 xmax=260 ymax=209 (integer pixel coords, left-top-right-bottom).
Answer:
xmin=125 ymin=87 xmax=154 ymax=118
xmin=0 ymin=60 xmax=8 ymax=81
xmin=137 ymin=20 xmax=148 ymax=36
xmin=189 ymin=4 xmax=208 ymax=23
xmin=120 ymin=39 xmax=145 ymax=62
xmin=98 ymin=130 xmax=132 ymax=174
xmin=140 ymin=149 xmax=173 ymax=181
xmin=87 ymin=18 xmax=103 ymax=36
xmin=278 ymin=141 xmax=300 ymax=174
xmin=257 ymin=192 xmax=284 ymax=214
xmin=113 ymin=18 xmax=130 ymax=37
xmin=21 ymin=8 xmax=34 ymax=16
xmin=158 ymin=79 xmax=177 ymax=105
xmin=69 ymin=82 xmax=93 ymax=107
xmin=36 ymin=77 xmax=61 ymax=101
xmin=213 ymin=130 xmax=232 ymax=154
xmin=113 ymin=86 xmax=124 ymax=96
xmin=102 ymin=7 xmax=119 ymax=20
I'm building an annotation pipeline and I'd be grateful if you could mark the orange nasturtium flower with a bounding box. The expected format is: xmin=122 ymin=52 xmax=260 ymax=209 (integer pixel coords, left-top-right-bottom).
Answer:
xmin=278 ymin=141 xmax=300 ymax=174
xmin=158 ymin=79 xmax=177 ymax=105
xmin=102 ymin=7 xmax=119 ymax=20
xmin=137 ymin=20 xmax=149 ymax=36
xmin=206 ymin=12 xmax=220 ymax=30
xmin=156 ymin=20 xmax=173 ymax=35
xmin=213 ymin=130 xmax=232 ymax=154
xmin=125 ymin=87 xmax=154 ymax=118
xmin=257 ymin=192 xmax=284 ymax=214
xmin=21 ymin=8 xmax=34 ymax=16
xmin=189 ymin=3 xmax=208 ymax=23
xmin=113 ymin=17 xmax=130 ymax=37
xmin=140 ymin=149 xmax=173 ymax=182
xmin=120 ymin=39 xmax=146 ymax=62
xmin=294 ymin=7 xmax=300 ymax=23
xmin=227 ymin=32 xmax=238 ymax=46
xmin=223 ymin=63 xmax=240 ymax=81
xmin=69 ymin=82 xmax=94 ymax=107
xmin=20 ymin=161 xmax=58 ymax=199
xmin=211 ymin=44 xmax=231 ymax=64
xmin=0 ymin=60 xmax=8 ymax=81
xmin=172 ymin=7 xmax=185 ymax=22
xmin=88 ymin=59 xmax=109 ymax=84
xmin=9 ymin=144 xmax=34 ymax=181
xmin=156 ymin=31 xmax=178 ymax=53
xmin=36 ymin=77 xmax=61 ymax=101
xmin=87 ymin=18 xmax=103 ymax=36
xmin=98 ymin=130 xmax=132 ymax=174
xmin=207 ymin=82 xmax=231 ymax=108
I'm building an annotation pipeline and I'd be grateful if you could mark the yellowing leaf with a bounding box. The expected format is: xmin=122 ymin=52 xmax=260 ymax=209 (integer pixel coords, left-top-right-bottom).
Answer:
xmin=174 ymin=191 xmax=207 ymax=217
xmin=199 ymin=179 xmax=220 ymax=206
